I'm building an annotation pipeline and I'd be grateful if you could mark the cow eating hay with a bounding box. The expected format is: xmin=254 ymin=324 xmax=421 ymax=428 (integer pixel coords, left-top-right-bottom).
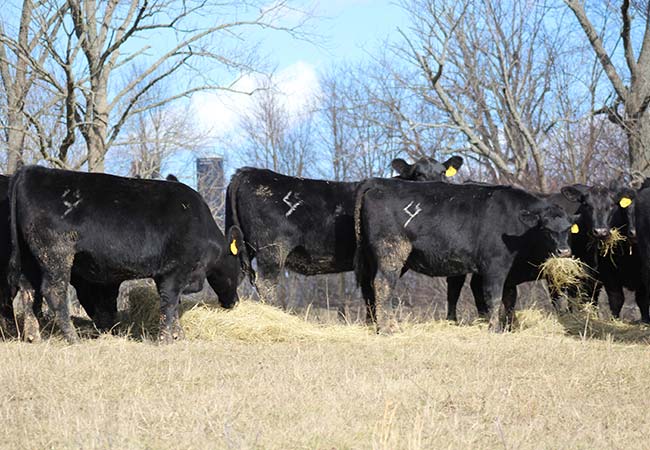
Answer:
xmin=538 ymin=256 xmax=590 ymax=291
xmin=598 ymin=227 xmax=626 ymax=257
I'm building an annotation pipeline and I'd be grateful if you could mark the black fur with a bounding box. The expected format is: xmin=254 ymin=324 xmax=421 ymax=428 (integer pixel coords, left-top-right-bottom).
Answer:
xmin=8 ymin=166 xmax=242 ymax=343
xmin=354 ymin=179 xmax=573 ymax=333
xmin=225 ymin=156 xmax=464 ymax=308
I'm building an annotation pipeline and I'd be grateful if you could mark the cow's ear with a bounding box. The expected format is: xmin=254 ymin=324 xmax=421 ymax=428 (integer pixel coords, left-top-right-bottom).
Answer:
xmin=391 ymin=158 xmax=413 ymax=178
xmin=442 ymin=156 xmax=463 ymax=178
xmin=561 ymin=184 xmax=587 ymax=202
xmin=166 ymin=174 xmax=179 ymax=182
xmin=227 ymin=226 xmax=243 ymax=256
xmin=618 ymin=189 xmax=635 ymax=208
xmin=519 ymin=209 xmax=540 ymax=228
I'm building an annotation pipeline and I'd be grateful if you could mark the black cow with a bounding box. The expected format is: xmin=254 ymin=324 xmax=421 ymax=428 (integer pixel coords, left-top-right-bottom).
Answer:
xmin=0 ymin=175 xmax=13 ymax=328
xmin=596 ymin=182 xmax=646 ymax=321
xmin=1 ymin=172 xmax=185 ymax=342
xmin=354 ymin=179 xmax=575 ymax=333
xmin=226 ymin=156 xmax=463 ymax=308
xmin=445 ymin=183 xmax=620 ymax=321
xmin=9 ymin=166 xmax=242 ymax=343
xmin=634 ymin=183 xmax=650 ymax=322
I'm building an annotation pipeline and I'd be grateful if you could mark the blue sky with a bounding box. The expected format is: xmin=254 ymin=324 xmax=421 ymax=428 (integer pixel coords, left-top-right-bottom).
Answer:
xmin=170 ymin=0 xmax=410 ymax=183
xmin=267 ymin=0 xmax=409 ymax=67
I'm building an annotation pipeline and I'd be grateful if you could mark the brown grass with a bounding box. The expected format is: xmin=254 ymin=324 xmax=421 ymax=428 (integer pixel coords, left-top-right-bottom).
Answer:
xmin=1 ymin=300 xmax=650 ymax=449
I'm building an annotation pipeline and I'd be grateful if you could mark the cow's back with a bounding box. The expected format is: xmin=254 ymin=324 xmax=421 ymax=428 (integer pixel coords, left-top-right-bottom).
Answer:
xmin=228 ymin=167 xmax=359 ymax=274
xmin=14 ymin=166 xmax=220 ymax=282
xmin=357 ymin=179 xmax=545 ymax=277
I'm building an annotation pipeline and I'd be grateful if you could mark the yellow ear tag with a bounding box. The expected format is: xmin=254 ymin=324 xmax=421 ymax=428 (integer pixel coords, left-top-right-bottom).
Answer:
xmin=229 ymin=239 xmax=238 ymax=256
xmin=619 ymin=197 xmax=632 ymax=208
xmin=445 ymin=166 xmax=457 ymax=177
xmin=571 ymin=224 xmax=580 ymax=234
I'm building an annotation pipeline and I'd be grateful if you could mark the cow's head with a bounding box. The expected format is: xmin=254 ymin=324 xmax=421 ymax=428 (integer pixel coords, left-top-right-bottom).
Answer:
xmin=519 ymin=204 xmax=576 ymax=257
xmin=609 ymin=179 xmax=637 ymax=241
xmin=391 ymin=155 xmax=463 ymax=181
xmin=561 ymin=184 xmax=616 ymax=240
xmin=213 ymin=225 xmax=244 ymax=309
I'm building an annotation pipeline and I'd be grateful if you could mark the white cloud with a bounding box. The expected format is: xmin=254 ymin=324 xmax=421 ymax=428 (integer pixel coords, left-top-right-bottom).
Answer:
xmin=191 ymin=61 xmax=320 ymax=139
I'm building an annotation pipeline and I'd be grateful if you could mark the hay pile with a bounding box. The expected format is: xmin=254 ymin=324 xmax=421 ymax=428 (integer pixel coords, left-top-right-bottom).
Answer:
xmin=515 ymin=309 xmax=566 ymax=336
xmin=127 ymin=285 xmax=160 ymax=337
xmin=599 ymin=227 xmax=626 ymax=257
xmin=539 ymin=256 xmax=590 ymax=291
xmin=124 ymin=288 xmax=650 ymax=346
xmin=181 ymin=301 xmax=372 ymax=343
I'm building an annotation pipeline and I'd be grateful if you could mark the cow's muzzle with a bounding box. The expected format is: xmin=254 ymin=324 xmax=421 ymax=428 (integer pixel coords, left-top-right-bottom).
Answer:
xmin=592 ymin=228 xmax=610 ymax=239
xmin=556 ymin=248 xmax=572 ymax=258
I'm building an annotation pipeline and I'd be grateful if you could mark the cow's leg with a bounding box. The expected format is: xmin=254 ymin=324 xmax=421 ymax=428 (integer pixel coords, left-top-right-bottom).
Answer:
xmin=604 ymin=284 xmax=625 ymax=319
xmin=73 ymin=275 xmax=119 ymax=332
xmin=470 ymin=274 xmax=489 ymax=319
xmin=155 ymin=275 xmax=186 ymax=344
xmin=18 ymin=283 xmax=41 ymax=343
xmin=0 ymin=275 xmax=16 ymax=338
xmin=634 ymin=285 xmax=649 ymax=324
xmin=548 ymin=284 xmax=568 ymax=314
xmin=502 ymin=283 xmax=517 ymax=331
xmin=0 ymin=273 xmax=13 ymax=327
xmin=373 ymin=269 xmax=401 ymax=334
xmin=362 ymin=282 xmax=376 ymax=326
xmin=373 ymin=239 xmax=411 ymax=335
xmin=254 ymin=251 xmax=286 ymax=307
xmin=41 ymin=270 xmax=78 ymax=344
xmin=446 ymin=275 xmax=465 ymax=322
xmin=482 ymin=271 xmax=507 ymax=333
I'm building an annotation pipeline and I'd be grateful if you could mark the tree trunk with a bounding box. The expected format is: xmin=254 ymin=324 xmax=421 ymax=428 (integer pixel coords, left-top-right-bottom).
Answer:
xmin=86 ymin=76 xmax=109 ymax=172
xmin=627 ymin=112 xmax=650 ymax=176
xmin=6 ymin=110 xmax=25 ymax=173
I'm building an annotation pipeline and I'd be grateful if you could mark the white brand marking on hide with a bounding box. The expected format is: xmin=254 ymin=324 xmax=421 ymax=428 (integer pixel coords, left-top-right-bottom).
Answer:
xmin=283 ymin=191 xmax=303 ymax=217
xmin=403 ymin=201 xmax=422 ymax=227
xmin=62 ymin=189 xmax=82 ymax=217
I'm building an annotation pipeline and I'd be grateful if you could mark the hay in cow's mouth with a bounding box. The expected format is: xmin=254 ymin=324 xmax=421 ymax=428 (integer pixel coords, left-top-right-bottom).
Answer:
xmin=598 ymin=227 xmax=626 ymax=257
xmin=538 ymin=256 xmax=590 ymax=291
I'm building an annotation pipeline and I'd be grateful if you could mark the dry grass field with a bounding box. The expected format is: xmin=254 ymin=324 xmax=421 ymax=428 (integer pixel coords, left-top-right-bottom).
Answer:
xmin=1 ymin=299 xmax=650 ymax=449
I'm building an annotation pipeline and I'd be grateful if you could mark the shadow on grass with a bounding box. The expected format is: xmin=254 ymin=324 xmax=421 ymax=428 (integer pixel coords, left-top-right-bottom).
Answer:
xmin=556 ymin=311 xmax=650 ymax=344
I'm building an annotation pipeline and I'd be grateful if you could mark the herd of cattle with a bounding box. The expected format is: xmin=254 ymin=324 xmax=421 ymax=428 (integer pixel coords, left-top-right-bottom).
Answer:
xmin=0 ymin=156 xmax=648 ymax=343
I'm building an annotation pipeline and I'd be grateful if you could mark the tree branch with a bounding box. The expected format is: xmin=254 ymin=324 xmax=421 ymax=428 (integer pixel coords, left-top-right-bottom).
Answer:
xmin=564 ymin=0 xmax=628 ymax=101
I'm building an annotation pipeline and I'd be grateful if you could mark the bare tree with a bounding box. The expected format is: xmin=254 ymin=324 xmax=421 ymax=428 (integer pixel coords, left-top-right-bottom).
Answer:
xmin=238 ymin=79 xmax=315 ymax=177
xmin=0 ymin=0 xmax=312 ymax=172
xmin=393 ymin=0 xmax=569 ymax=191
xmin=0 ymin=1 xmax=64 ymax=172
xmin=565 ymin=0 xmax=650 ymax=176
xmin=111 ymin=72 xmax=209 ymax=179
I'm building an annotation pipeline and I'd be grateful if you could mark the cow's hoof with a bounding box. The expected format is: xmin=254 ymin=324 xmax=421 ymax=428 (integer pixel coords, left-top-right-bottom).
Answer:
xmin=172 ymin=321 xmax=185 ymax=340
xmin=25 ymin=332 xmax=41 ymax=343
xmin=488 ymin=322 xmax=505 ymax=333
xmin=158 ymin=329 xmax=181 ymax=344
xmin=64 ymin=334 xmax=80 ymax=344
xmin=377 ymin=319 xmax=400 ymax=335
xmin=23 ymin=317 xmax=41 ymax=343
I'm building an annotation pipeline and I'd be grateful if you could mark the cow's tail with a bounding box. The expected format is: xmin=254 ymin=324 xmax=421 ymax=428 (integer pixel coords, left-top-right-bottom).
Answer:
xmin=7 ymin=169 xmax=23 ymax=297
xmin=226 ymin=170 xmax=255 ymax=284
xmin=354 ymin=180 xmax=378 ymax=324
xmin=353 ymin=181 xmax=374 ymax=287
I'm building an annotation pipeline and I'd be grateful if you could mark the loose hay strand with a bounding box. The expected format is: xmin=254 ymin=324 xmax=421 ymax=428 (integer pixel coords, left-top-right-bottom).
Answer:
xmin=538 ymin=256 xmax=590 ymax=291
xmin=599 ymin=227 xmax=626 ymax=257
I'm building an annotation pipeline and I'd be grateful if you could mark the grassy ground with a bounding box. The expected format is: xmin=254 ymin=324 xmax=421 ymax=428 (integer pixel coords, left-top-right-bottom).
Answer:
xmin=1 ymin=301 xmax=650 ymax=449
